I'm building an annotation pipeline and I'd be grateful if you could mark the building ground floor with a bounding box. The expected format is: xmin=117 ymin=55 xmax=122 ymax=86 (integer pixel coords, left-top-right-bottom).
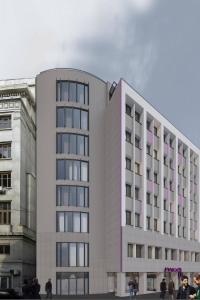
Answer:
xmin=54 ymin=270 xmax=197 ymax=297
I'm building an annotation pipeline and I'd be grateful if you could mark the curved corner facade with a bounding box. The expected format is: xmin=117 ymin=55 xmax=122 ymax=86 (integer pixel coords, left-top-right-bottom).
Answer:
xmin=36 ymin=69 xmax=122 ymax=296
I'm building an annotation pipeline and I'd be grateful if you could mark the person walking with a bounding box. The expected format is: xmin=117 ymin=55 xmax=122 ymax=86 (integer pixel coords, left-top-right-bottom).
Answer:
xmin=45 ymin=279 xmax=52 ymax=299
xmin=31 ymin=278 xmax=41 ymax=299
xmin=22 ymin=279 xmax=31 ymax=299
xmin=160 ymin=278 xmax=167 ymax=299
xmin=176 ymin=275 xmax=196 ymax=299
xmin=132 ymin=279 xmax=138 ymax=298
xmin=168 ymin=279 xmax=175 ymax=300
xmin=128 ymin=278 xmax=134 ymax=299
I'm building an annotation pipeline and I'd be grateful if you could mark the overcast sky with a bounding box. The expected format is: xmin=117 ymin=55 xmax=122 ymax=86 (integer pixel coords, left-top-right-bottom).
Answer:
xmin=1 ymin=0 xmax=200 ymax=147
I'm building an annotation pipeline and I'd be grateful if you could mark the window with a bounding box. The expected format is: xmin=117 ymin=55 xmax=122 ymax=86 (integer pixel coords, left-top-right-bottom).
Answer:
xmin=135 ymin=136 xmax=140 ymax=148
xmin=0 ymin=245 xmax=10 ymax=255
xmin=135 ymin=162 xmax=140 ymax=175
xmin=178 ymin=205 xmax=181 ymax=216
xmin=135 ymin=213 xmax=140 ymax=227
xmin=56 ymin=160 xmax=89 ymax=182
xmin=146 ymin=217 xmax=151 ymax=230
xmin=178 ymin=225 xmax=181 ymax=237
xmin=147 ymin=274 xmax=156 ymax=291
xmin=164 ymin=156 xmax=167 ymax=166
xmin=155 ymin=247 xmax=161 ymax=259
xmin=154 ymin=150 xmax=158 ymax=160
xmin=126 ymin=131 xmax=131 ymax=143
xmin=56 ymin=242 xmax=89 ymax=267
xmin=136 ymin=245 xmax=143 ymax=258
xmin=56 ymin=212 xmax=89 ymax=233
xmin=169 ymin=223 xmax=172 ymax=235
xmin=57 ymin=81 xmax=89 ymax=105
xmin=0 ymin=143 xmax=11 ymax=159
xmin=128 ymin=244 xmax=133 ymax=257
xmin=56 ymin=186 xmax=89 ymax=207
xmin=56 ymin=107 xmax=89 ymax=130
xmin=56 ymin=134 xmax=89 ymax=156
xmin=0 ymin=202 xmax=11 ymax=225
xmin=148 ymin=246 xmax=152 ymax=259
xmin=147 ymin=120 xmax=151 ymax=130
xmin=146 ymin=193 xmax=151 ymax=204
xmin=154 ymin=127 xmax=158 ymax=136
xmin=170 ymin=159 xmax=173 ymax=169
xmin=171 ymin=249 xmax=176 ymax=260
xmin=135 ymin=187 xmax=139 ymax=200
xmin=183 ymin=227 xmax=186 ymax=238
xmin=170 ymin=139 xmax=173 ymax=148
xmin=0 ymin=115 xmax=11 ymax=129
xmin=126 ymin=104 xmax=132 ymax=116
xmin=154 ymin=172 xmax=158 ymax=184
xmin=126 ymin=184 xmax=132 ymax=198
xmin=147 ymin=144 xmax=151 ymax=155
xmin=169 ymin=181 xmax=173 ymax=191
xmin=126 ymin=158 xmax=131 ymax=171
xmin=154 ymin=195 xmax=158 ymax=207
xmin=146 ymin=169 xmax=151 ymax=180
xmin=164 ymin=134 xmax=167 ymax=143
xmin=0 ymin=172 xmax=11 ymax=188
xmin=154 ymin=219 xmax=158 ymax=231
xmin=126 ymin=211 xmax=132 ymax=226
xmin=56 ymin=272 xmax=89 ymax=296
xmin=164 ymin=199 xmax=167 ymax=211
xmin=164 ymin=178 xmax=167 ymax=188
xmin=135 ymin=111 xmax=140 ymax=123
xmin=163 ymin=221 xmax=167 ymax=233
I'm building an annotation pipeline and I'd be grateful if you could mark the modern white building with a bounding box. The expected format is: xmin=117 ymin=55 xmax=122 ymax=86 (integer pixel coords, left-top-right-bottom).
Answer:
xmin=37 ymin=68 xmax=200 ymax=296
xmin=0 ymin=79 xmax=36 ymax=290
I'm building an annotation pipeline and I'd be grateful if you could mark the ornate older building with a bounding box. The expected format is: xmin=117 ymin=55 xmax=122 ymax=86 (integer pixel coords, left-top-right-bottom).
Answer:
xmin=0 ymin=79 xmax=36 ymax=290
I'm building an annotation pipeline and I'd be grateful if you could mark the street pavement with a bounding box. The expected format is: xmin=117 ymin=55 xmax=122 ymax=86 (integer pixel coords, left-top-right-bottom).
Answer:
xmin=42 ymin=291 xmax=172 ymax=300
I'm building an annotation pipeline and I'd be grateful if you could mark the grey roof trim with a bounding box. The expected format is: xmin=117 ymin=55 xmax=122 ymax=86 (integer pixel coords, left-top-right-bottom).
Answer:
xmin=37 ymin=68 xmax=106 ymax=84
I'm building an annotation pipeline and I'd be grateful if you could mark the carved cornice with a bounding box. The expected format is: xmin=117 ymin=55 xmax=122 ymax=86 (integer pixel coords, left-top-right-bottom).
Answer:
xmin=0 ymin=86 xmax=35 ymax=108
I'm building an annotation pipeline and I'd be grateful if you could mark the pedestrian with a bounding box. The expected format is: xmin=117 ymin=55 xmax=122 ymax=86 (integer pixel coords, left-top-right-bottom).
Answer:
xmin=132 ymin=279 xmax=138 ymax=298
xmin=128 ymin=278 xmax=134 ymax=299
xmin=22 ymin=279 xmax=31 ymax=299
xmin=192 ymin=273 xmax=200 ymax=299
xmin=176 ymin=275 xmax=196 ymax=299
xmin=45 ymin=278 xmax=52 ymax=299
xmin=31 ymin=278 xmax=41 ymax=299
xmin=168 ymin=279 xmax=175 ymax=300
xmin=160 ymin=278 xmax=167 ymax=299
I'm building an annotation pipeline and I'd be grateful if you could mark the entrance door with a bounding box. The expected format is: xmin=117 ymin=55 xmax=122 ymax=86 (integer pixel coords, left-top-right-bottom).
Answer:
xmin=0 ymin=276 xmax=10 ymax=289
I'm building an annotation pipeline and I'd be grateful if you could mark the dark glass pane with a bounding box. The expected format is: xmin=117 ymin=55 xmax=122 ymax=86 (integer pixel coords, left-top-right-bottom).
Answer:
xmin=61 ymin=243 xmax=68 ymax=267
xmin=81 ymin=111 xmax=88 ymax=130
xmin=57 ymin=108 xmax=65 ymax=127
xmin=69 ymin=135 xmax=76 ymax=154
xmin=56 ymin=243 xmax=61 ymax=266
xmin=62 ymin=134 xmax=69 ymax=154
xmin=57 ymin=160 xmax=65 ymax=180
xmin=61 ymin=82 xmax=69 ymax=101
xmin=70 ymin=186 xmax=76 ymax=206
xmin=67 ymin=212 xmax=73 ymax=232
xmin=85 ymin=86 xmax=89 ymax=105
xmin=77 ymin=136 xmax=84 ymax=155
xmin=56 ymin=134 xmax=62 ymax=154
xmin=66 ymin=108 xmax=72 ymax=128
xmin=84 ymin=137 xmax=89 ymax=156
xmin=77 ymin=84 xmax=84 ymax=104
xmin=73 ymin=109 xmax=80 ymax=129
xmin=65 ymin=160 xmax=73 ymax=180
xmin=84 ymin=188 xmax=89 ymax=207
xmin=69 ymin=83 xmax=76 ymax=102
xmin=77 ymin=187 xmax=84 ymax=207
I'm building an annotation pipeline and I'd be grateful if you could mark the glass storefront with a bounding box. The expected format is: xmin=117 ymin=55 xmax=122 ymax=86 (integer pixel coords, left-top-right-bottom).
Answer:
xmin=56 ymin=272 xmax=89 ymax=295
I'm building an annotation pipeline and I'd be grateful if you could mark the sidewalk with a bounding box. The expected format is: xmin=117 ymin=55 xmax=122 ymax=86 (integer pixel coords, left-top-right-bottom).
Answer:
xmin=41 ymin=291 xmax=167 ymax=300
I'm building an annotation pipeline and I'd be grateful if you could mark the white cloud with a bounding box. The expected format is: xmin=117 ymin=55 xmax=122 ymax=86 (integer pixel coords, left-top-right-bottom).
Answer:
xmin=129 ymin=0 xmax=156 ymax=12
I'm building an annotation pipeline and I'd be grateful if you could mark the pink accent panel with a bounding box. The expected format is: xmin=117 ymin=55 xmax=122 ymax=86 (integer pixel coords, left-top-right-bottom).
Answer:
xmin=178 ymin=195 xmax=184 ymax=206
xmin=164 ymin=143 xmax=168 ymax=155
xmin=169 ymin=147 xmax=173 ymax=157
xmin=178 ymin=154 xmax=183 ymax=164
xmin=147 ymin=130 xmax=153 ymax=144
xmin=147 ymin=180 xmax=153 ymax=192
